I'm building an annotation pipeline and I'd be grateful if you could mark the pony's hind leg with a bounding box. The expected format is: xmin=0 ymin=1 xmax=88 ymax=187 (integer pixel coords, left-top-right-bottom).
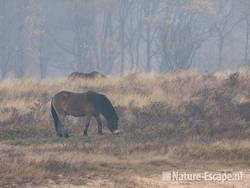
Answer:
xmin=58 ymin=114 xmax=69 ymax=138
xmin=83 ymin=116 xmax=91 ymax=136
xmin=95 ymin=115 xmax=103 ymax=135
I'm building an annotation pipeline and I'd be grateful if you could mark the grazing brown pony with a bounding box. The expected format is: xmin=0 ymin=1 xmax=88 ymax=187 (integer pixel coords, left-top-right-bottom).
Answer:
xmin=68 ymin=71 xmax=106 ymax=80
xmin=51 ymin=91 xmax=119 ymax=138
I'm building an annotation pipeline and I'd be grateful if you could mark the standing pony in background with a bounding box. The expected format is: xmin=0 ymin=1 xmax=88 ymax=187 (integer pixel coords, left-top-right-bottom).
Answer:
xmin=68 ymin=71 xmax=106 ymax=80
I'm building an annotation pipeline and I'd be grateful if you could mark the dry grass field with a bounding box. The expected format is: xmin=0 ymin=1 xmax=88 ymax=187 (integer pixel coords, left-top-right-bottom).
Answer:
xmin=1 ymin=70 xmax=250 ymax=187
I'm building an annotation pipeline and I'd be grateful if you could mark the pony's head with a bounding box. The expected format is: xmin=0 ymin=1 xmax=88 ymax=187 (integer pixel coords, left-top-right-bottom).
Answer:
xmin=101 ymin=94 xmax=120 ymax=135
xmin=107 ymin=115 xmax=119 ymax=134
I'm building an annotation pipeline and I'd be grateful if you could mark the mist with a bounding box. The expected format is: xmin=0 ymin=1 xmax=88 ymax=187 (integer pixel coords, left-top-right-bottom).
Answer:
xmin=0 ymin=0 xmax=249 ymax=78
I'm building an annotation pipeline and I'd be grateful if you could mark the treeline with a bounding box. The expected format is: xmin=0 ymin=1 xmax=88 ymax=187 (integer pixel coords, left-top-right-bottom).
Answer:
xmin=0 ymin=0 xmax=249 ymax=78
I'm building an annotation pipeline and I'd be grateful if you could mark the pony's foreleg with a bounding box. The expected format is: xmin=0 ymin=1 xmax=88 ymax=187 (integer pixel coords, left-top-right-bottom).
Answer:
xmin=83 ymin=116 xmax=91 ymax=136
xmin=95 ymin=115 xmax=103 ymax=135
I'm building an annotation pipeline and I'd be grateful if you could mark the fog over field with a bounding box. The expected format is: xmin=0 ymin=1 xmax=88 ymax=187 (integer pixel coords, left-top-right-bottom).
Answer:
xmin=1 ymin=0 xmax=250 ymax=188
xmin=0 ymin=0 xmax=250 ymax=77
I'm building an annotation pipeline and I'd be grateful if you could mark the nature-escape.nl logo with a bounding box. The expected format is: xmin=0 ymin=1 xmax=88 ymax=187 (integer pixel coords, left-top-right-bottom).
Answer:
xmin=162 ymin=171 xmax=244 ymax=183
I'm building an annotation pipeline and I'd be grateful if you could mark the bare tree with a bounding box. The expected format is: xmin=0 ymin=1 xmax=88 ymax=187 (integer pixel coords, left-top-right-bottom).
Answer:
xmin=27 ymin=0 xmax=48 ymax=78
xmin=134 ymin=1 xmax=144 ymax=71
xmin=211 ymin=0 xmax=243 ymax=69
xmin=0 ymin=0 xmax=11 ymax=78
xmin=14 ymin=0 xmax=28 ymax=78
xmin=245 ymin=16 xmax=250 ymax=66
xmin=73 ymin=0 xmax=97 ymax=72
xmin=36 ymin=1 xmax=48 ymax=78
xmin=99 ymin=0 xmax=118 ymax=73
xmin=117 ymin=0 xmax=131 ymax=75
xmin=240 ymin=1 xmax=250 ymax=65
xmin=158 ymin=1 xmax=210 ymax=72
xmin=141 ymin=0 xmax=161 ymax=72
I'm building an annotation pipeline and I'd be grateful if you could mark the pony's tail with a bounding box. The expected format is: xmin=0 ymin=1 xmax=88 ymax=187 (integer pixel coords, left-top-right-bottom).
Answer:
xmin=51 ymin=99 xmax=59 ymax=133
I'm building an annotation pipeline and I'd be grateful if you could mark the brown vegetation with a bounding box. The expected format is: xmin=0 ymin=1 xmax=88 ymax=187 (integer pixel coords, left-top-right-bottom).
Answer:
xmin=1 ymin=70 xmax=250 ymax=187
